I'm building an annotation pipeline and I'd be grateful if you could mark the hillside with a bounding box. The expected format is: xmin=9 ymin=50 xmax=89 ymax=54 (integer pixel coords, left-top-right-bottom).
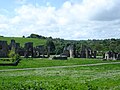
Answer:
xmin=0 ymin=34 xmax=120 ymax=55
xmin=0 ymin=37 xmax=46 ymax=47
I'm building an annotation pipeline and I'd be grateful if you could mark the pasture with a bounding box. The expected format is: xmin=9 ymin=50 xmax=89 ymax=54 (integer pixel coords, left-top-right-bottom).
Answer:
xmin=0 ymin=37 xmax=46 ymax=47
xmin=0 ymin=58 xmax=120 ymax=90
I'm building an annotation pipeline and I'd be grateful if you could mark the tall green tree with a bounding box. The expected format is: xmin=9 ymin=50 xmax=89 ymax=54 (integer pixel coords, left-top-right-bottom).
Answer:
xmin=46 ymin=39 xmax=55 ymax=57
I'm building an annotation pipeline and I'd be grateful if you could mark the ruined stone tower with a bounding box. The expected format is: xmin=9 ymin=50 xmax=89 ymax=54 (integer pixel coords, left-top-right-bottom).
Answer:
xmin=0 ymin=41 xmax=9 ymax=57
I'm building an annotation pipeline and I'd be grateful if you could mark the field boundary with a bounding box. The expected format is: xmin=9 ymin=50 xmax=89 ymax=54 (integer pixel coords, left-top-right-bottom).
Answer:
xmin=0 ymin=62 xmax=120 ymax=72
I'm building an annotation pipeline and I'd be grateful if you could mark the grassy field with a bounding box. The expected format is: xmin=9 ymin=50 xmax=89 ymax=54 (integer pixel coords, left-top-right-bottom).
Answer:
xmin=0 ymin=37 xmax=46 ymax=47
xmin=0 ymin=58 xmax=120 ymax=90
xmin=0 ymin=58 xmax=119 ymax=69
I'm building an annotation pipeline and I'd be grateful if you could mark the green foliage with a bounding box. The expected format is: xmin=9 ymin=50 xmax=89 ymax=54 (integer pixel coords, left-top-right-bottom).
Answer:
xmin=8 ymin=49 xmax=15 ymax=62
xmin=28 ymin=33 xmax=46 ymax=39
xmin=46 ymin=39 xmax=55 ymax=54
xmin=0 ymin=81 xmax=87 ymax=90
xmin=0 ymin=59 xmax=12 ymax=63
xmin=53 ymin=38 xmax=120 ymax=55
xmin=85 ymin=81 xmax=98 ymax=90
xmin=8 ymin=49 xmax=20 ymax=62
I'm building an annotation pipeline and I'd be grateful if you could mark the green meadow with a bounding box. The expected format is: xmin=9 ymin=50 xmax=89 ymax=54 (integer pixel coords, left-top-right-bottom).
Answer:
xmin=0 ymin=58 xmax=118 ymax=69
xmin=0 ymin=37 xmax=46 ymax=47
xmin=0 ymin=36 xmax=120 ymax=90
xmin=0 ymin=58 xmax=120 ymax=90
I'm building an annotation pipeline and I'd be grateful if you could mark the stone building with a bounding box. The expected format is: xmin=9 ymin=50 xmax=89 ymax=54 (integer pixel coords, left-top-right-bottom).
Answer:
xmin=104 ymin=51 xmax=120 ymax=60
xmin=10 ymin=39 xmax=16 ymax=50
xmin=33 ymin=45 xmax=45 ymax=57
xmin=0 ymin=40 xmax=47 ymax=58
xmin=24 ymin=42 xmax=33 ymax=58
xmin=62 ymin=44 xmax=75 ymax=58
xmin=62 ymin=46 xmax=70 ymax=57
xmin=0 ymin=41 xmax=9 ymax=57
xmin=9 ymin=39 xmax=20 ymax=54
xmin=0 ymin=39 xmax=98 ymax=59
xmin=62 ymin=44 xmax=96 ymax=58
xmin=80 ymin=45 xmax=96 ymax=58
xmin=67 ymin=45 xmax=75 ymax=58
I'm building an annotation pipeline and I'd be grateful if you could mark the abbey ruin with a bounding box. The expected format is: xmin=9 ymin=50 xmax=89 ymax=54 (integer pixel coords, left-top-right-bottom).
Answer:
xmin=0 ymin=39 xmax=120 ymax=60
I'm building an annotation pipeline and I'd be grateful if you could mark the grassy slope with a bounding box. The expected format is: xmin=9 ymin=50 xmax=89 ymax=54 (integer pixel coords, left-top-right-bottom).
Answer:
xmin=0 ymin=37 xmax=46 ymax=47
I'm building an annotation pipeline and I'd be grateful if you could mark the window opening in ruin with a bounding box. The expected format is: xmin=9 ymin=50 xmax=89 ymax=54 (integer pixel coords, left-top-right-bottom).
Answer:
xmin=0 ymin=45 xmax=2 ymax=50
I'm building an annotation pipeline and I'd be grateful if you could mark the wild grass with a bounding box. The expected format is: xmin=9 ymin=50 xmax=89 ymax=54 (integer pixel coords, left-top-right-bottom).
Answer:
xmin=0 ymin=63 xmax=120 ymax=90
xmin=0 ymin=58 xmax=118 ymax=69
xmin=0 ymin=58 xmax=120 ymax=90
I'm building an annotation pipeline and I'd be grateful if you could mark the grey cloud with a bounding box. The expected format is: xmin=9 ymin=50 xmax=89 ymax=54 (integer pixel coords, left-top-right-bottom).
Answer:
xmin=91 ymin=0 xmax=120 ymax=21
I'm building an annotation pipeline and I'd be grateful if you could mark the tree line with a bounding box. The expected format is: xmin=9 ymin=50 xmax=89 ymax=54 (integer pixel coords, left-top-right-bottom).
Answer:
xmin=27 ymin=34 xmax=120 ymax=56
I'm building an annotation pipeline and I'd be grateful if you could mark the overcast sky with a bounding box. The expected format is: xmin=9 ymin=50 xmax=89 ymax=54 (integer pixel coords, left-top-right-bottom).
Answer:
xmin=0 ymin=0 xmax=120 ymax=40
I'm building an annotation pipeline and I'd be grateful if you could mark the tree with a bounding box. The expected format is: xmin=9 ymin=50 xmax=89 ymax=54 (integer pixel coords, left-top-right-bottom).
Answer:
xmin=109 ymin=40 xmax=117 ymax=52
xmin=22 ymin=36 xmax=25 ymax=38
xmin=28 ymin=33 xmax=46 ymax=39
xmin=55 ymin=45 xmax=63 ymax=55
xmin=8 ymin=49 xmax=20 ymax=62
xmin=115 ymin=45 xmax=120 ymax=52
xmin=46 ymin=39 xmax=55 ymax=57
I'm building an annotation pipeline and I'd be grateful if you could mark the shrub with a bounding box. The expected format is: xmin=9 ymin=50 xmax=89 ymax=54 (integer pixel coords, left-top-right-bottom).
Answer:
xmin=8 ymin=49 xmax=20 ymax=62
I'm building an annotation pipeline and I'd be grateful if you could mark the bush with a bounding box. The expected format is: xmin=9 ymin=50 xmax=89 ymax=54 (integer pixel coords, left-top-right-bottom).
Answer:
xmin=8 ymin=49 xmax=20 ymax=62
